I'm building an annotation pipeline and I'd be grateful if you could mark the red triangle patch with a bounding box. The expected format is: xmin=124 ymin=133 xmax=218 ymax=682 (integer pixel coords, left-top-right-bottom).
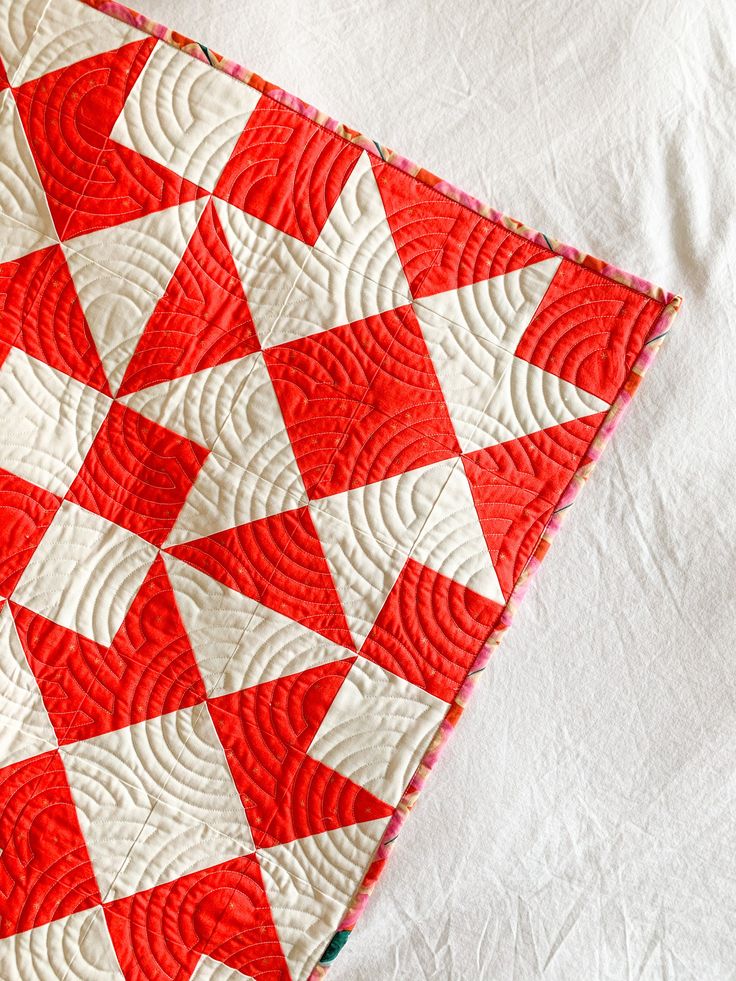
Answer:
xmin=460 ymin=425 xmax=611 ymax=601
xmin=272 ymin=753 xmax=394 ymax=844
xmin=167 ymin=507 xmax=355 ymax=649
xmin=15 ymin=95 xmax=107 ymax=240
xmin=0 ymin=469 xmax=61 ymax=600
xmin=0 ymin=245 xmax=110 ymax=394
xmin=463 ymin=414 xmax=606 ymax=508
xmin=210 ymin=659 xmax=355 ymax=758
xmin=462 ymin=471 xmax=553 ymax=601
xmin=117 ymin=199 xmax=259 ymax=396
xmin=13 ymin=555 xmax=206 ymax=744
xmin=0 ymin=751 xmax=102 ymax=941
xmin=62 ymin=138 xmax=207 ymax=242
xmin=0 ymin=57 xmax=9 ymax=92
xmin=372 ymin=158 xmax=552 ymax=298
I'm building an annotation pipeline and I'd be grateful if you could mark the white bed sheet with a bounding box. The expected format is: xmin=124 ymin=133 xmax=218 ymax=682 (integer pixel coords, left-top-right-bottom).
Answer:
xmin=139 ymin=1 xmax=736 ymax=976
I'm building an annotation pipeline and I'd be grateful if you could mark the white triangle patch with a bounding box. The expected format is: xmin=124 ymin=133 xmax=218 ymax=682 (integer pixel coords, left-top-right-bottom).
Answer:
xmin=190 ymin=955 xmax=255 ymax=981
xmin=10 ymin=0 xmax=144 ymax=86
xmin=315 ymin=151 xmax=411 ymax=298
xmin=479 ymin=357 xmax=609 ymax=447
xmin=63 ymin=200 xmax=205 ymax=394
xmin=161 ymin=552 xmax=262 ymax=697
xmin=416 ymin=295 xmax=609 ymax=454
xmin=268 ymin=252 xmax=408 ymax=348
xmin=214 ymin=197 xmax=311 ymax=344
xmin=411 ymin=462 xmax=505 ymax=605
xmin=0 ymin=97 xmax=57 ymax=263
xmin=309 ymin=501 xmax=409 ymax=650
xmin=0 ymin=604 xmax=57 ymax=769
xmin=260 ymin=819 xmax=389 ymax=905
xmin=119 ymin=355 xmax=256 ymax=450
xmin=413 ymin=256 xmax=561 ymax=354
xmin=310 ymin=461 xmax=450 ymax=559
xmin=0 ymin=906 xmax=123 ymax=980
xmin=166 ymin=450 xmax=306 ymax=548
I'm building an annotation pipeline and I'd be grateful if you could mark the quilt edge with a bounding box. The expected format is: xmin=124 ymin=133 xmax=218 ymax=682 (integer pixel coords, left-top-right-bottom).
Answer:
xmin=49 ymin=1 xmax=682 ymax=976
xmin=307 ymin=290 xmax=680 ymax=977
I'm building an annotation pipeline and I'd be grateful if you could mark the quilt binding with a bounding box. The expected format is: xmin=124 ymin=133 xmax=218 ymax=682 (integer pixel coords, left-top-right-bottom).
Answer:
xmin=47 ymin=0 xmax=684 ymax=973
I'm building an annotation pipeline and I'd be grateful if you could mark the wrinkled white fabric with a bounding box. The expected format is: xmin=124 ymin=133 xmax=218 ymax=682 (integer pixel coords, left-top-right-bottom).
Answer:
xmin=142 ymin=1 xmax=735 ymax=976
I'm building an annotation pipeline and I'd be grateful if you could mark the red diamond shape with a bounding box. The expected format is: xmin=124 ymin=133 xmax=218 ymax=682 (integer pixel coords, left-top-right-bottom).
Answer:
xmin=67 ymin=402 xmax=208 ymax=547
xmin=361 ymin=558 xmax=503 ymax=702
xmin=265 ymin=304 xmax=460 ymax=498
xmin=215 ymin=95 xmax=361 ymax=245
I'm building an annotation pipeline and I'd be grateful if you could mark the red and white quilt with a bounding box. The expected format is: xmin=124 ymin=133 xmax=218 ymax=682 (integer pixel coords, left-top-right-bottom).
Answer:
xmin=0 ymin=0 xmax=680 ymax=977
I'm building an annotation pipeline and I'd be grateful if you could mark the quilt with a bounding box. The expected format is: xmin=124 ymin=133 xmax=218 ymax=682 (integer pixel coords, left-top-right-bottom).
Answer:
xmin=0 ymin=0 xmax=681 ymax=977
